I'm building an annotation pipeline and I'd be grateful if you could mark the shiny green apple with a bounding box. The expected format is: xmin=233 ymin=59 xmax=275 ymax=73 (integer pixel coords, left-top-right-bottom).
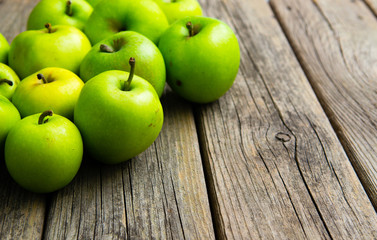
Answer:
xmin=158 ymin=16 xmax=240 ymax=103
xmin=0 ymin=63 xmax=20 ymax=100
xmin=80 ymin=31 xmax=166 ymax=97
xmin=5 ymin=110 xmax=83 ymax=193
xmin=27 ymin=0 xmax=93 ymax=31
xmin=12 ymin=67 xmax=84 ymax=120
xmin=74 ymin=58 xmax=163 ymax=164
xmin=153 ymin=0 xmax=202 ymax=24
xmin=9 ymin=24 xmax=91 ymax=79
xmin=0 ymin=96 xmax=20 ymax=160
xmin=0 ymin=33 xmax=9 ymax=64
xmin=84 ymin=0 xmax=169 ymax=45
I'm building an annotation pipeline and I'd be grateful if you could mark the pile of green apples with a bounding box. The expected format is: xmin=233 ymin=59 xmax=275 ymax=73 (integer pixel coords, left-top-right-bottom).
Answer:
xmin=0 ymin=0 xmax=240 ymax=193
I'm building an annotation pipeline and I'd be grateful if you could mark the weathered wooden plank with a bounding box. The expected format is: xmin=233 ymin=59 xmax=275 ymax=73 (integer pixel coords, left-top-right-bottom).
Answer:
xmin=365 ymin=0 xmax=377 ymax=16
xmin=0 ymin=163 xmax=46 ymax=240
xmin=0 ymin=0 xmax=37 ymax=42
xmin=271 ymin=0 xmax=377 ymax=208
xmin=44 ymin=90 xmax=215 ymax=239
xmin=197 ymin=0 xmax=377 ymax=238
xmin=0 ymin=1 xmax=46 ymax=239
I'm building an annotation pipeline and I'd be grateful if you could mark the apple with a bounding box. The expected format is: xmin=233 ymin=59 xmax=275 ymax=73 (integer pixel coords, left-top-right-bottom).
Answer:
xmin=85 ymin=0 xmax=102 ymax=6
xmin=0 ymin=63 xmax=20 ymax=100
xmin=27 ymin=0 xmax=93 ymax=31
xmin=158 ymin=16 xmax=240 ymax=103
xmin=12 ymin=67 xmax=84 ymax=120
xmin=8 ymin=23 xmax=91 ymax=79
xmin=0 ymin=33 xmax=9 ymax=64
xmin=0 ymin=95 xmax=20 ymax=160
xmin=152 ymin=0 xmax=203 ymax=24
xmin=74 ymin=58 xmax=163 ymax=164
xmin=5 ymin=110 xmax=83 ymax=193
xmin=84 ymin=0 xmax=169 ymax=45
xmin=80 ymin=31 xmax=166 ymax=97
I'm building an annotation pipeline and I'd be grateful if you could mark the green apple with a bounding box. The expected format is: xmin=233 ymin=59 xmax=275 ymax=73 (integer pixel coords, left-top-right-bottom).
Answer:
xmin=0 ymin=63 xmax=20 ymax=100
xmin=74 ymin=58 xmax=163 ymax=164
xmin=85 ymin=0 xmax=102 ymax=6
xmin=5 ymin=110 xmax=83 ymax=193
xmin=9 ymin=24 xmax=91 ymax=79
xmin=12 ymin=67 xmax=84 ymax=120
xmin=80 ymin=31 xmax=166 ymax=97
xmin=153 ymin=0 xmax=202 ymax=24
xmin=84 ymin=0 xmax=169 ymax=45
xmin=27 ymin=0 xmax=93 ymax=31
xmin=0 ymin=33 xmax=10 ymax=64
xmin=158 ymin=16 xmax=240 ymax=103
xmin=0 ymin=96 xmax=20 ymax=160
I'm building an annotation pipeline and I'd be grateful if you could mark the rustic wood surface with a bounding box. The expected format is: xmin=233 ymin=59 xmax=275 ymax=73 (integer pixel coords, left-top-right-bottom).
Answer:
xmin=1 ymin=0 xmax=377 ymax=239
xmin=271 ymin=0 xmax=377 ymax=209
xmin=365 ymin=0 xmax=377 ymax=15
xmin=43 ymin=91 xmax=215 ymax=239
xmin=197 ymin=0 xmax=377 ymax=238
xmin=0 ymin=162 xmax=46 ymax=240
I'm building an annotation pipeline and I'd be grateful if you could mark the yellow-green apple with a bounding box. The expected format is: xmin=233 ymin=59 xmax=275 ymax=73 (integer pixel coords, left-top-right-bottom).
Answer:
xmin=9 ymin=24 xmax=91 ymax=79
xmin=12 ymin=67 xmax=84 ymax=120
xmin=5 ymin=110 xmax=83 ymax=193
xmin=85 ymin=0 xmax=102 ymax=6
xmin=74 ymin=58 xmax=163 ymax=164
xmin=0 ymin=63 xmax=20 ymax=100
xmin=0 ymin=33 xmax=9 ymax=64
xmin=153 ymin=0 xmax=202 ymax=24
xmin=158 ymin=16 xmax=240 ymax=103
xmin=27 ymin=0 xmax=93 ymax=31
xmin=80 ymin=31 xmax=166 ymax=97
xmin=0 ymin=96 xmax=20 ymax=160
xmin=84 ymin=0 xmax=169 ymax=45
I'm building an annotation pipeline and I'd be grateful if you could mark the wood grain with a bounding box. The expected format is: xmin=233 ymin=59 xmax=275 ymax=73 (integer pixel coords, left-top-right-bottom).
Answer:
xmin=0 ymin=0 xmax=37 ymax=42
xmin=0 ymin=1 xmax=46 ymax=240
xmin=44 ymin=90 xmax=215 ymax=239
xmin=365 ymin=0 xmax=377 ymax=16
xmin=271 ymin=0 xmax=377 ymax=208
xmin=197 ymin=0 xmax=377 ymax=238
xmin=0 ymin=163 xmax=46 ymax=240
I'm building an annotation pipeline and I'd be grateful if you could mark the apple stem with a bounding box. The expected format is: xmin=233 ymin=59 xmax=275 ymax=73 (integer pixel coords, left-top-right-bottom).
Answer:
xmin=100 ymin=44 xmax=114 ymax=53
xmin=123 ymin=57 xmax=135 ymax=91
xmin=45 ymin=23 xmax=52 ymax=33
xmin=186 ymin=21 xmax=194 ymax=37
xmin=66 ymin=0 xmax=73 ymax=16
xmin=38 ymin=110 xmax=53 ymax=125
xmin=37 ymin=73 xmax=48 ymax=84
xmin=0 ymin=79 xmax=13 ymax=86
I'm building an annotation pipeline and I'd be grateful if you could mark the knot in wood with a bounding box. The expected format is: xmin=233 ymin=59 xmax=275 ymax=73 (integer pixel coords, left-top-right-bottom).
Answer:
xmin=275 ymin=132 xmax=291 ymax=142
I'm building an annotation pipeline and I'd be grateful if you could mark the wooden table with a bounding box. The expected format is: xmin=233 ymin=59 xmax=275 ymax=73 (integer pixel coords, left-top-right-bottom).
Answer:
xmin=1 ymin=0 xmax=377 ymax=239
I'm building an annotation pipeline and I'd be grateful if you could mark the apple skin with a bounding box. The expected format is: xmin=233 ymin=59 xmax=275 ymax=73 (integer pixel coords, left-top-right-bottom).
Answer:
xmin=85 ymin=0 xmax=102 ymax=6
xmin=80 ymin=31 xmax=166 ymax=97
xmin=12 ymin=67 xmax=84 ymax=120
xmin=0 ymin=63 xmax=20 ymax=100
xmin=84 ymin=0 xmax=169 ymax=45
xmin=5 ymin=111 xmax=83 ymax=193
xmin=0 ymin=96 xmax=20 ymax=160
xmin=74 ymin=70 xmax=163 ymax=164
xmin=0 ymin=33 xmax=9 ymax=64
xmin=158 ymin=16 xmax=240 ymax=103
xmin=27 ymin=0 xmax=93 ymax=31
xmin=8 ymin=25 xmax=91 ymax=79
xmin=153 ymin=0 xmax=203 ymax=24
